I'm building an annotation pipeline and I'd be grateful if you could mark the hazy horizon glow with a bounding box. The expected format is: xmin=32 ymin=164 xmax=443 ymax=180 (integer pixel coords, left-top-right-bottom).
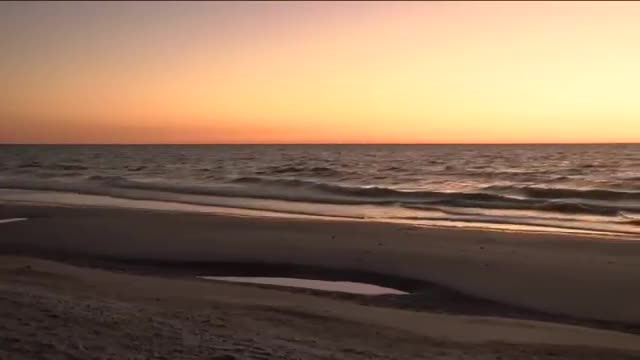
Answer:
xmin=2 ymin=1 xmax=640 ymax=144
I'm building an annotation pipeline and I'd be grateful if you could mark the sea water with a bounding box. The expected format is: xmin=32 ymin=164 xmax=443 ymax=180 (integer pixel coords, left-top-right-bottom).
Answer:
xmin=1 ymin=144 xmax=639 ymax=236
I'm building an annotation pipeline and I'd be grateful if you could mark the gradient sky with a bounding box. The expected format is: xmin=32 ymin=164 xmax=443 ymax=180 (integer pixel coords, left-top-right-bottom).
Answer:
xmin=2 ymin=1 xmax=640 ymax=144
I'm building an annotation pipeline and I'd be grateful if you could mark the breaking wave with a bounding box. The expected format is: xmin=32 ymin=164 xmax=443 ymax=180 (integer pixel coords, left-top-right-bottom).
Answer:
xmin=0 ymin=175 xmax=638 ymax=217
xmin=487 ymin=185 xmax=640 ymax=201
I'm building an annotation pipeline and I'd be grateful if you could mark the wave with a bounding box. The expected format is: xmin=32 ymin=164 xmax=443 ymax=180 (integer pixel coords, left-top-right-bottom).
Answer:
xmin=17 ymin=163 xmax=88 ymax=171
xmin=532 ymin=202 xmax=621 ymax=216
xmin=405 ymin=201 xmax=625 ymax=217
xmin=625 ymin=219 xmax=640 ymax=226
xmin=256 ymin=165 xmax=343 ymax=177
xmin=52 ymin=164 xmax=89 ymax=171
xmin=230 ymin=176 xmax=516 ymax=204
xmin=486 ymin=185 xmax=640 ymax=202
xmin=17 ymin=162 xmax=42 ymax=169
xmin=1 ymin=175 xmax=639 ymax=217
xmin=127 ymin=166 xmax=147 ymax=172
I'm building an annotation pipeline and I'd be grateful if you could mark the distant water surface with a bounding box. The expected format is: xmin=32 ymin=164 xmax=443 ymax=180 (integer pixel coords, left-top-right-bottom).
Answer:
xmin=0 ymin=144 xmax=639 ymax=236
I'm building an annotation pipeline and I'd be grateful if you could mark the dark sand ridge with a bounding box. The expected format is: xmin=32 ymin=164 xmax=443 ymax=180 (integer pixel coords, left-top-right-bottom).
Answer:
xmin=1 ymin=203 xmax=639 ymax=324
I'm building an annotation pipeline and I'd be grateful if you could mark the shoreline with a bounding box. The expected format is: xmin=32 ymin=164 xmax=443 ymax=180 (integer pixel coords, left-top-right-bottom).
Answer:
xmin=1 ymin=188 xmax=637 ymax=238
xmin=1 ymin=191 xmax=636 ymax=239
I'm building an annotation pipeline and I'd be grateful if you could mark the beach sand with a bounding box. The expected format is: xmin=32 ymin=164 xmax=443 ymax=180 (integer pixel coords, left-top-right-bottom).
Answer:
xmin=1 ymin=203 xmax=640 ymax=358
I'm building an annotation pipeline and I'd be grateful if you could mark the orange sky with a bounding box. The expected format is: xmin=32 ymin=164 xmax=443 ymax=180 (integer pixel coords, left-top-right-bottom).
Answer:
xmin=1 ymin=1 xmax=640 ymax=144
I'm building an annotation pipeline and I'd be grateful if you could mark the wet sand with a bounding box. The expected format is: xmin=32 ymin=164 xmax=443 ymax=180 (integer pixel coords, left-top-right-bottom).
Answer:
xmin=1 ymin=203 xmax=640 ymax=358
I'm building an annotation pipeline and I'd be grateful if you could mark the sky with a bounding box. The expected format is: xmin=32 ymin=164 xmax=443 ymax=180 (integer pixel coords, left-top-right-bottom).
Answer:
xmin=1 ymin=1 xmax=640 ymax=144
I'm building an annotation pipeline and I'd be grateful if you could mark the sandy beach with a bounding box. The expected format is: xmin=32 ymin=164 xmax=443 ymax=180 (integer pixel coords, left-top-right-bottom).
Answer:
xmin=1 ymin=203 xmax=640 ymax=359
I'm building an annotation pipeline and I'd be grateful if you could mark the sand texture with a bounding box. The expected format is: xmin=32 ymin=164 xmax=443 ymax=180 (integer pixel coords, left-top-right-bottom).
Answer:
xmin=1 ymin=203 xmax=640 ymax=358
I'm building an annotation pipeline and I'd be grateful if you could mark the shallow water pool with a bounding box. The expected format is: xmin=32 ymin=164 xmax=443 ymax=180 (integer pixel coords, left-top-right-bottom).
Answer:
xmin=199 ymin=276 xmax=407 ymax=295
xmin=0 ymin=218 xmax=27 ymax=224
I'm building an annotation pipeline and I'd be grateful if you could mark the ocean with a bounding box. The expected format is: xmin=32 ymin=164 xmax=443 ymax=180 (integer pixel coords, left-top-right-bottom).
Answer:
xmin=1 ymin=144 xmax=639 ymax=236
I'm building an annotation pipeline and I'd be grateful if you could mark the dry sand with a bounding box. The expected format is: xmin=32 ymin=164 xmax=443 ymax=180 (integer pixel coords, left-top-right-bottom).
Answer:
xmin=1 ymin=203 xmax=640 ymax=358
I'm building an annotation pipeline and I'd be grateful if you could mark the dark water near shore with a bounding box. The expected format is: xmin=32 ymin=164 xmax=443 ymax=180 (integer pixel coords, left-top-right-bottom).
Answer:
xmin=1 ymin=144 xmax=639 ymax=235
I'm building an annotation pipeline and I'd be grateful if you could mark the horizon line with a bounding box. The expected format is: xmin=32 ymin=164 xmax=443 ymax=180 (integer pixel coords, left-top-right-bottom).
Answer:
xmin=1 ymin=142 xmax=639 ymax=146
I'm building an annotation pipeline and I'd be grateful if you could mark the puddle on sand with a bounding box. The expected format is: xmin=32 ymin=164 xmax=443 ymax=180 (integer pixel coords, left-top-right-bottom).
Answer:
xmin=199 ymin=276 xmax=407 ymax=295
xmin=0 ymin=218 xmax=27 ymax=224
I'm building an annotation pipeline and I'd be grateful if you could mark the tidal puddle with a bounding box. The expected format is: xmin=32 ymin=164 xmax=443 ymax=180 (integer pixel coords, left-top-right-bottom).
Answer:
xmin=0 ymin=218 xmax=27 ymax=224
xmin=200 ymin=276 xmax=407 ymax=295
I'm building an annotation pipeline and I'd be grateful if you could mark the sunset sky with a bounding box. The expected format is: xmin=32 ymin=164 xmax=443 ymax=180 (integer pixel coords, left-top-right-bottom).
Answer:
xmin=1 ymin=1 xmax=640 ymax=144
